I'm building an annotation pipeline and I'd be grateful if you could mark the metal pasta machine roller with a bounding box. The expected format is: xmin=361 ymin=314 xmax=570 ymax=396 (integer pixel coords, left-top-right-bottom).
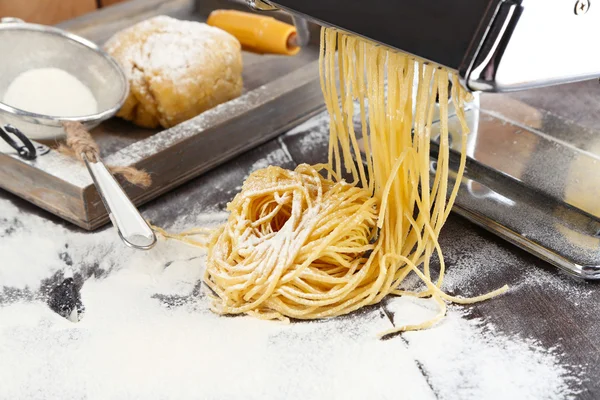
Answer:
xmin=245 ymin=0 xmax=600 ymax=279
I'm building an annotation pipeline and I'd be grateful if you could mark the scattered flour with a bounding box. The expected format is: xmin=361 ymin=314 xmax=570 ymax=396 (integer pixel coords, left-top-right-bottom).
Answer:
xmin=0 ymin=96 xmax=588 ymax=399
xmin=0 ymin=202 xmax=432 ymax=399
xmin=436 ymin=220 xmax=596 ymax=301
xmin=0 ymin=200 xmax=191 ymax=292
xmin=164 ymin=211 xmax=229 ymax=234
xmin=387 ymin=297 xmax=580 ymax=400
xmin=285 ymin=110 xmax=330 ymax=137
xmin=284 ymin=107 xmax=357 ymax=154
xmin=104 ymin=88 xmax=264 ymax=167
xmin=0 ymin=296 xmax=434 ymax=400
xmin=247 ymin=145 xmax=293 ymax=176
xmin=0 ymin=192 xmax=583 ymax=399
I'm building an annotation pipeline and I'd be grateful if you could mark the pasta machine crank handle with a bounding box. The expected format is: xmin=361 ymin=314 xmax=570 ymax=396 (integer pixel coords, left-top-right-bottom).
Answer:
xmin=244 ymin=0 xmax=310 ymax=48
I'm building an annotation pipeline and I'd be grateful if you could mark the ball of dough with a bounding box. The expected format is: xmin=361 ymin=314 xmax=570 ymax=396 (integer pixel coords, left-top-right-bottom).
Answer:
xmin=105 ymin=16 xmax=243 ymax=129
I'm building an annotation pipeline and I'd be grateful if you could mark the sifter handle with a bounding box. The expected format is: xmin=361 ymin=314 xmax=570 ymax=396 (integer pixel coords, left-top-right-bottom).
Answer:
xmin=83 ymin=155 xmax=156 ymax=250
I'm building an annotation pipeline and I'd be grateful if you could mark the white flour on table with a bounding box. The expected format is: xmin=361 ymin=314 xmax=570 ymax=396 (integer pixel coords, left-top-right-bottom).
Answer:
xmin=387 ymin=297 xmax=580 ymax=400
xmin=0 ymin=200 xmax=432 ymax=400
xmin=0 ymin=166 xmax=583 ymax=399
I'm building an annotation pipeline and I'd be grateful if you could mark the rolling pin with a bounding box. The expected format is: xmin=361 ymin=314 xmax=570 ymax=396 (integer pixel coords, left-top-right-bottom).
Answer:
xmin=207 ymin=9 xmax=300 ymax=56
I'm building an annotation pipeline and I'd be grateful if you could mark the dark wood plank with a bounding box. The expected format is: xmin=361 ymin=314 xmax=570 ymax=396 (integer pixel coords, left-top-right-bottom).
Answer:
xmin=438 ymin=216 xmax=600 ymax=398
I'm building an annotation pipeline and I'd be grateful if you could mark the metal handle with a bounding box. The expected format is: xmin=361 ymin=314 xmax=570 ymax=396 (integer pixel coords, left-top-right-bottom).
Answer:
xmin=0 ymin=125 xmax=37 ymax=160
xmin=246 ymin=0 xmax=279 ymax=11
xmin=291 ymin=15 xmax=310 ymax=47
xmin=83 ymin=155 xmax=156 ymax=250
xmin=243 ymin=0 xmax=311 ymax=47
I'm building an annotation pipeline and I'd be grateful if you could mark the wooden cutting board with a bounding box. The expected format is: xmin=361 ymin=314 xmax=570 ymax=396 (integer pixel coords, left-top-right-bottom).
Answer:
xmin=0 ymin=0 xmax=326 ymax=230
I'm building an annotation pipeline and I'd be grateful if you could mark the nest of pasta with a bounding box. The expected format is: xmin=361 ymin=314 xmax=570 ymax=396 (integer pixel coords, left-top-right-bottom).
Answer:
xmin=205 ymin=164 xmax=380 ymax=321
xmin=155 ymin=27 xmax=508 ymax=336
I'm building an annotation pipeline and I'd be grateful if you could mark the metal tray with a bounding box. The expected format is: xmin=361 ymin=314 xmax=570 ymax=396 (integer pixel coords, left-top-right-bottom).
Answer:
xmin=0 ymin=0 xmax=325 ymax=230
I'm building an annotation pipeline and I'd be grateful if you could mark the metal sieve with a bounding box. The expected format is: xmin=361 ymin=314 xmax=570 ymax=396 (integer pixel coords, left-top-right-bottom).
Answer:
xmin=0 ymin=18 xmax=156 ymax=251
xmin=0 ymin=17 xmax=128 ymax=140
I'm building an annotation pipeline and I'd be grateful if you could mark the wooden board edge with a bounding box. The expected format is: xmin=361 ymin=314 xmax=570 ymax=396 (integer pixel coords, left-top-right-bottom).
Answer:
xmin=84 ymin=102 xmax=325 ymax=230
xmin=0 ymin=153 xmax=89 ymax=227
xmin=81 ymin=61 xmax=326 ymax=229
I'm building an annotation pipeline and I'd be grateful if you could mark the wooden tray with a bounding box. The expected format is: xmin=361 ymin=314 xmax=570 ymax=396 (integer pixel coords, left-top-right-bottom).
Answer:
xmin=0 ymin=0 xmax=325 ymax=230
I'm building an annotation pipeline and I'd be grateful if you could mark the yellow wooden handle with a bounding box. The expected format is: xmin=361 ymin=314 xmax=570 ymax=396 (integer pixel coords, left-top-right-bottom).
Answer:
xmin=207 ymin=10 xmax=300 ymax=56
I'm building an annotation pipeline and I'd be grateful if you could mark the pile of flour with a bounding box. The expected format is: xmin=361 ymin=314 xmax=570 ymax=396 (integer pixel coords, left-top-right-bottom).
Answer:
xmin=3 ymin=68 xmax=97 ymax=117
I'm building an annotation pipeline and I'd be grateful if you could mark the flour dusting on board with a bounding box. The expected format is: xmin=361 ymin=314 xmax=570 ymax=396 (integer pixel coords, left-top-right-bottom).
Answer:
xmin=0 ymin=101 xmax=586 ymax=399
xmin=247 ymin=145 xmax=293 ymax=175
xmin=387 ymin=297 xmax=581 ymax=400
xmin=104 ymin=88 xmax=265 ymax=167
xmin=436 ymin=219 xmax=596 ymax=302
xmin=284 ymin=105 xmax=366 ymax=158
xmin=0 ymin=189 xmax=583 ymax=399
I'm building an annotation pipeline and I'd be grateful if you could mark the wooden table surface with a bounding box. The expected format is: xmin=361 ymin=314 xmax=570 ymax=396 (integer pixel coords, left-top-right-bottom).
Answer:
xmin=2 ymin=1 xmax=600 ymax=398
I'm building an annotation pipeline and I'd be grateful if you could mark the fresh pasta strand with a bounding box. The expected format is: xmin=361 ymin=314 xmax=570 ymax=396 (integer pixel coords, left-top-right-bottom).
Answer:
xmin=156 ymin=27 xmax=508 ymax=335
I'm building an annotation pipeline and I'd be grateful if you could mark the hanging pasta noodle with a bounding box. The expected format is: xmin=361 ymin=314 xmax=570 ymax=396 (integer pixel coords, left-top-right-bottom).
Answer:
xmin=156 ymin=27 xmax=508 ymax=336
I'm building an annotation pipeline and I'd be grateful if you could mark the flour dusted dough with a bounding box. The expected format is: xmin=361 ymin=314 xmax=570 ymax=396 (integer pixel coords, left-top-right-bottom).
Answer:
xmin=105 ymin=16 xmax=243 ymax=129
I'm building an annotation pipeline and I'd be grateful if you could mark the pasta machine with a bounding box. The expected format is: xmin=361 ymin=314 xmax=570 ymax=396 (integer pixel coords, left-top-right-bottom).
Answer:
xmin=245 ymin=0 xmax=599 ymax=92
xmin=244 ymin=0 xmax=600 ymax=279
